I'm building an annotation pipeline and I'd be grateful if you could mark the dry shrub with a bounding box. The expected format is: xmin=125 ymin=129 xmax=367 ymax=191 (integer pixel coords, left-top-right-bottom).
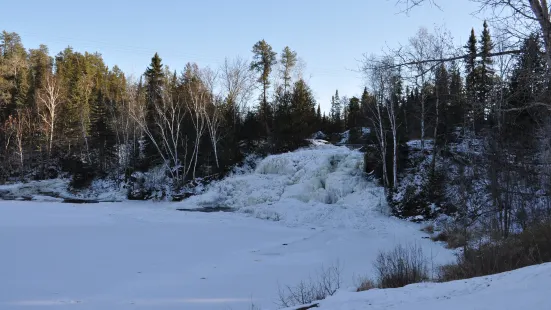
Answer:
xmin=277 ymin=263 xmax=342 ymax=308
xmin=421 ymin=224 xmax=435 ymax=234
xmin=356 ymin=278 xmax=377 ymax=292
xmin=438 ymin=220 xmax=551 ymax=282
xmin=374 ymin=244 xmax=430 ymax=288
xmin=431 ymin=226 xmax=468 ymax=249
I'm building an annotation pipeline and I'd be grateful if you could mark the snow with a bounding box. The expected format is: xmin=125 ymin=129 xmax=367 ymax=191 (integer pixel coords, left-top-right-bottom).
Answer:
xmin=0 ymin=178 xmax=127 ymax=201
xmin=406 ymin=139 xmax=434 ymax=150
xmin=339 ymin=130 xmax=350 ymax=144
xmin=311 ymin=131 xmax=327 ymax=140
xmin=0 ymin=200 xmax=453 ymax=310
xmin=337 ymin=127 xmax=370 ymax=145
xmin=0 ymin=145 xmax=456 ymax=310
xmin=286 ymin=263 xmax=551 ymax=310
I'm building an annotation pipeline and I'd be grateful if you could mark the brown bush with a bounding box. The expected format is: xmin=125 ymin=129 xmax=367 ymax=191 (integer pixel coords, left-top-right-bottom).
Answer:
xmin=421 ymin=224 xmax=435 ymax=234
xmin=374 ymin=244 xmax=430 ymax=288
xmin=356 ymin=278 xmax=377 ymax=292
xmin=431 ymin=226 xmax=468 ymax=249
xmin=438 ymin=220 xmax=551 ymax=282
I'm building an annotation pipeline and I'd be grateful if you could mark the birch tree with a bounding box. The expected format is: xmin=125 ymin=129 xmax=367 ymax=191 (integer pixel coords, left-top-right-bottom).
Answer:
xmin=366 ymin=55 xmax=390 ymax=189
xmin=183 ymin=64 xmax=208 ymax=179
xmin=200 ymin=67 xmax=224 ymax=169
xmin=405 ymin=28 xmax=436 ymax=150
xmin=221 ymin=57 xmax=255 ymax=124
xmin=37 ymin=74 xmax=62 ymax=157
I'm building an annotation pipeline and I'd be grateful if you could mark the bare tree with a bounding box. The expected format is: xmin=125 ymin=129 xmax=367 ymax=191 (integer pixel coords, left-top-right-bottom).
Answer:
xmin=129 ymin=75 xmax=190 ymax=185
xmin=37 ymin=74 xmax=62 ymax=157
xmin=220 ymin=57 xmax=255 ymax=124
xmin=111 ymin=78 xmax=143 ymax=172
xmin=430 ymin=26 xmax=455 ymax=175
xmin=372 ymin=27 xmax=443 ymax=150
xmin=76 ymin=73 xmax=94 ymax=163
xmin=13 ymin=108 xmax=30 ymax=168
xmin=366 ymin=55 xmax=390 ymax=189
xmin=200 ymin=67 xmax=224 ymax=169
xmin=387 ymin=74 xmax=400 ymax=190
xmin=184 ymin=65 xmax=208 ymax=179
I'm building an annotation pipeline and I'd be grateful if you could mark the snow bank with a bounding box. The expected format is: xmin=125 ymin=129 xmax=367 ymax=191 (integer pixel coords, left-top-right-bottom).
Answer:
xmin=284 ymin=263 xmax=551 ymax=310
xmin=0 ymin=179 xmax=68 ymax=201
xmin=0 ymin=178 xmax=126 ymax=202
xmin=181 ymin=144 xmax=386 ymax=229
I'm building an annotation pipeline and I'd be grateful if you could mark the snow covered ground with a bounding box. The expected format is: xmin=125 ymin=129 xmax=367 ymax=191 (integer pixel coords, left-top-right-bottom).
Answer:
xmin=2 ymin=144 xmax=455 ymax=309
xmin=287 ymin=263 xmax=551 ymax=310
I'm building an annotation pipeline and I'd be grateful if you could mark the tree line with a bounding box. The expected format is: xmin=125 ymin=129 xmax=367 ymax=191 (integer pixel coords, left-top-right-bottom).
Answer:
xmin=0 ymin=33 xmax=360 ymax=192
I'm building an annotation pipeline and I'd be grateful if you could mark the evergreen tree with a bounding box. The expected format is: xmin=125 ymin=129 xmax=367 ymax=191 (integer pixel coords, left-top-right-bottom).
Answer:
xmin=280 ymin=46 xmax=297 ymax=93
xmin=289 ymin=79 xmax=316 ymax=147
xmin=347 ymin=97 xmax=361 ymax=143
xmin=316 ymin=104 xmax=321 ymax=121
xmin=465 ymin=28 xmax=478 ymax=129
xmin=478 ymin=21 xmax=495 ymax=124
xmin=448 ymin=64 xmax=465 ymax=133
xmin=330 ymin=89 xmax=342 ymax=133
xmin=507 ymin=34 xmax=547 ymax=138
xmin=250 ymin=40 xmax=277 ymax=137
xmin=144 ymin=53 xmax=164 ymax=163
xmin=465 ymin=29 xmax=478 ymax=95
xmin=434 ymin=63 xmax=450 ymax=144
xmin=272 ymin=87 xmax=293 ymax=150
xmin=347 ymin=97 xmax=361 ymax=129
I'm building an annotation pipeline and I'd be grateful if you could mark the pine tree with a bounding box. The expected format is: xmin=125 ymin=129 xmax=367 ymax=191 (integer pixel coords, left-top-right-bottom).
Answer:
xmin=280 ymin=46 xmax=297 ymax=93
xmin=250 ymin=40 xmax=277 ymax=137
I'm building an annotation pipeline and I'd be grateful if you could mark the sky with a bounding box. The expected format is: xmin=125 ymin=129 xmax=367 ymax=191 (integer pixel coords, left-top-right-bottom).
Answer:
xmin=1 ymin=0 xmax=486 ymax=113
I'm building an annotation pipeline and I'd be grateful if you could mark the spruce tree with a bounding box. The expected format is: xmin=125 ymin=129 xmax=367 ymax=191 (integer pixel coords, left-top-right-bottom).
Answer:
xmin=478 ymin=21 xmax=495 ymax=125
xmin=507 ymin=34 xmax=547 ymax=137
xmin=448 ymin=64 xmax=465 ymax=131
xmin=144 ymin=53 xmax=164 ymax=164
xmin=347 ymin=97 xmax=361 ymax=143
xmin=290 ymin=79 xmax=316 ymax=147
xmin=465 ymin=28 xmax=478 ymax=99
xmin=464 ymin=28 xmax=481 ymax=131
xmin=330 ymin=90 xmax=342 ymax=132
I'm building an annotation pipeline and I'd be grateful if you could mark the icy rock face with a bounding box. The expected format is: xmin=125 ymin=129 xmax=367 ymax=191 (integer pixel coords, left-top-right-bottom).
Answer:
xmin=182 ymin=144 xmax=386 ymax=228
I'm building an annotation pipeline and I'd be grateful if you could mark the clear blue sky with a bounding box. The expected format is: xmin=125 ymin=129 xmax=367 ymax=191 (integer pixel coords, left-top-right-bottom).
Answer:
xmin=1 ymin=0 xmax=485 ymax=113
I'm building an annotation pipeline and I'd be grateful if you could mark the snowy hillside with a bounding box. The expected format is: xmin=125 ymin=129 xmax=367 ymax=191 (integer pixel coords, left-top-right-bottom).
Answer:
xmin=181 ymin=144 xmax=385 ymax=229
xmin=285 ymin=263 xmax=551 ymax=310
